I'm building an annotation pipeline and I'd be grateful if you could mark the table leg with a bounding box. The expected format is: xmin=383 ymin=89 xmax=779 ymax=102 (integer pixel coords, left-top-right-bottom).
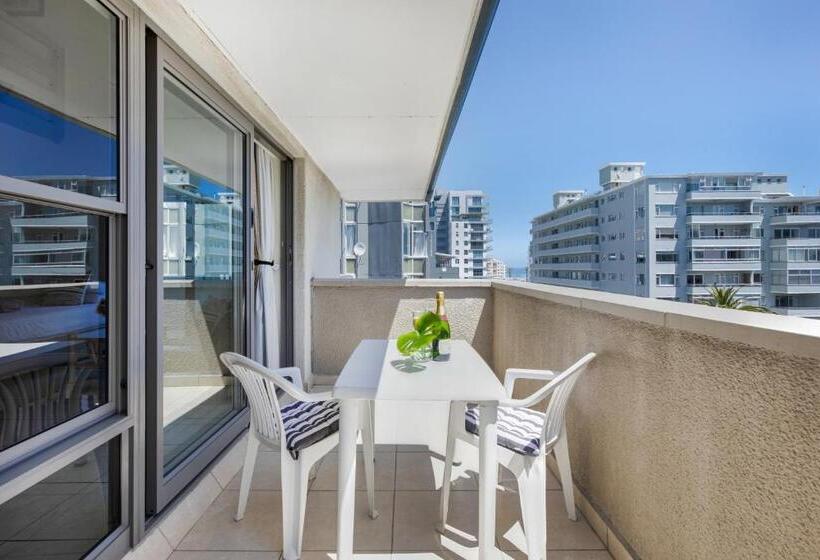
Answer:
xmin=337 ymin=399 xmax=360 ymax=560
xmin=478 ymin=402 xmax=498 ymax=559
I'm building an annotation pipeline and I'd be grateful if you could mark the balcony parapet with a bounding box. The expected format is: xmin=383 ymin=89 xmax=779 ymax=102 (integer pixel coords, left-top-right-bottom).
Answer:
xmin=312 ymin=276 xmax=820 ymax=560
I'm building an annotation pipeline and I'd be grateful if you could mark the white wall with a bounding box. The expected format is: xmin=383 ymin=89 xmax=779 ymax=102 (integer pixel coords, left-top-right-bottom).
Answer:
xmin=293 ymin=157 xmax=343 ymax=384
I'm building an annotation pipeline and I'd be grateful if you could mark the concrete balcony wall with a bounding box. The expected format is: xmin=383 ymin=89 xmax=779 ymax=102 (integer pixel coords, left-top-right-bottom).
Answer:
xmin=311 ymin=279 xmax=494 ymax=378
xmin=491 ymin=281 xmax=819 ymax=560
xmin=311 ymin=278 xmax=820 ymax=560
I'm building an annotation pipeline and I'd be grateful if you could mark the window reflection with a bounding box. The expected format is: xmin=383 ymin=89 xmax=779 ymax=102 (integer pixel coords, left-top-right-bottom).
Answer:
xmin=161 ymin=77 xmax=245 ymax=473
xmin=0 ymin=0 xmax=118 ymax=197
xmin=0 ymin=438 xmax=120 ymax=558
xmin=0 ymin=196 xmax=108 ymax=452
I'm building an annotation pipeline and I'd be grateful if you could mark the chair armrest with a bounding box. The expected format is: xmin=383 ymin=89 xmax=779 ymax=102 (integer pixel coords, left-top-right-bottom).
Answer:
xmin=267 ymin=367 xmax=334 ymax=402
xmin=279 ymin=366 xmax=304 ymax=392
xmin=504 ymin=368 xmax=556 ymax=398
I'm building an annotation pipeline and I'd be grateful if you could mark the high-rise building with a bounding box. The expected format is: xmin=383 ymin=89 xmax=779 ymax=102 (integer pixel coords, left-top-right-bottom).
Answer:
xmin=485 ymin=257 xmax=508 ymax=279
xmin=530 ymin=163 xmax=790 ymax=305
xmin=428 ymin=190 xmax=492 ymax=279
xmin=760 ymin=196 xmax=820 ymax=318
xmin=341 ymin=201 xmax=428 ymax=278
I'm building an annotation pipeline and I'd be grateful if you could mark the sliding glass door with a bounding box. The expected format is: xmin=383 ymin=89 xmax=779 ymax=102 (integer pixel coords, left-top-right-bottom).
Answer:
xmin=146 ymin=36 xmax=252 ymax=514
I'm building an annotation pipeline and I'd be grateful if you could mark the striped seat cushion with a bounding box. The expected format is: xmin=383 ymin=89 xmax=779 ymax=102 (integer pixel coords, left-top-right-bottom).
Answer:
xmin=465 ymin=404 xmax=545 ymax=456
xmin=280 ymin=399 xmax=340 ymax=458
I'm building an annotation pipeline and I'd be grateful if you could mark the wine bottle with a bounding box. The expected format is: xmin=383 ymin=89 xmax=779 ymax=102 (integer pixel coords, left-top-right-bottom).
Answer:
xmin=432 ymin=291 xmax=451 ymax=358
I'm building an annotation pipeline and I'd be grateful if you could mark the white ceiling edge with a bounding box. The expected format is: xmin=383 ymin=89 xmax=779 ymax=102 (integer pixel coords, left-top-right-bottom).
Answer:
xmin=176 ymin=0 xmax=484 ymax=202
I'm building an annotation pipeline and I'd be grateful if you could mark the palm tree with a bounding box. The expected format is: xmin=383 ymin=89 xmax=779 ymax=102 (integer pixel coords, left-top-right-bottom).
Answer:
xmin=700 ymin=286 xmax=772 ymax=313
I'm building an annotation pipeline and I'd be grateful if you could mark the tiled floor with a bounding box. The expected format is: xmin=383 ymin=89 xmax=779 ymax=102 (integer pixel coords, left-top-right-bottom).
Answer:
xmin=170 ymin=442 xmax=611 ymax=560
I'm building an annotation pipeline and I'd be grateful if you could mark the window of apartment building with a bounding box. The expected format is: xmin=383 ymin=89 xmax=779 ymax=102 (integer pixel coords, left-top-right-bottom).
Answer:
xmin=784 ymin=248 xmax=820 ymax=262
xmin=656 ymin=274 xmax=677 ymax=286
xmin=773 ymin=228 xmax=799 ymax=239
xmin=636 ymin=274 xmax=646 ymax=286
xmin=344 ymin=203 xmax=357 ymax=223
xmin=402 ymin=258 xmax=425 ymax=276
xmin=809 ymin=228 xmax=820 ymax=238
xmin=775 ymin=295 xmax=795 ymax=308
xmin=636 ymin=252 xmax=646 ymax=263
xmin=655 ymin=204 xmax=676 ymax=217
xmin=636 ymin=229 xmax=646 ymax=240
xmin=402 ymin=222 xmax=426 ymax=258
xmin=0 ymin=1 xmax=128 ymax=556
xmin=784 ymin=269 xmax=820 ymax=285
xmin=656 ymin=252 xmax=677 ymax=262
xmin=654 ymin=183 xmax=680 ymax=193
xmin=608 ymin=253 xmax=617 ymax=260
xmin=655 ymin=227 xmax=678 ymax=239
xmin=635 ymin=207 xmax=646 ymax=218
xmin=687 ymin=274 xmax=704 ymax=286
xmin=690 ymin=248 xmax=759 ymax=261
xmin=402 ymin=202 xmax=425 ymax=222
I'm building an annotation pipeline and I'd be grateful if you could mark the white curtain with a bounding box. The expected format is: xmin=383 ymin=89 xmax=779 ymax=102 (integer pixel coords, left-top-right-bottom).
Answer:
xmin=253 ymin=144 xmax=281 ymax=368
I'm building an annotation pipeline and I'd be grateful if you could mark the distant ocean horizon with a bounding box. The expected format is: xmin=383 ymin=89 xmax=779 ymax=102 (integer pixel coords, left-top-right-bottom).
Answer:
xmin=506 ymin=266 xmax=527 ymax=280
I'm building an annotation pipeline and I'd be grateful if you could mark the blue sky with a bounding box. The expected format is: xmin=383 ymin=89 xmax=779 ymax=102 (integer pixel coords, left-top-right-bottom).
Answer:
xmin=435 ymin=0 xmax=820 ymax=267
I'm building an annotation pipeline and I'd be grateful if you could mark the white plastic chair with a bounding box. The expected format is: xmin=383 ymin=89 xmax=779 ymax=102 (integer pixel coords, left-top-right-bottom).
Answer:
xmin=439 ymin=352 xmax=596 ymax=560
xmin=220 ymin=352 xmax=377 ymax=560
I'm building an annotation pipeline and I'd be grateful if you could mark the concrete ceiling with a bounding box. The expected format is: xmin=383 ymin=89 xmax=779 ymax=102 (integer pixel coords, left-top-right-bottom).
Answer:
xmin=177 ymin=0 xmax=484 ymax=201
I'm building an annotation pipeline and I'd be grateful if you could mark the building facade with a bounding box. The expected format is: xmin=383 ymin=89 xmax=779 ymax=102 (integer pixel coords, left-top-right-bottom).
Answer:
xmin=760 ymin=197 xmax=820 ymax=318
xmin=530 ymin=163 xmax=790 ymax=304
xmin=428 ymin=190 xmax=492 ymax=279
xmin=341 ymin=201 xmax=429 ymax=278
xmin=485 ymin=256 xmax=508 ymax=279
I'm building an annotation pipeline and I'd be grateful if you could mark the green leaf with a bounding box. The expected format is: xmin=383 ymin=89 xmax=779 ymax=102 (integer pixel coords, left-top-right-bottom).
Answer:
xmin=397 ymin=331 xmax=421 ymax=355
xmin=414 ymin=311 xmax=442 ymax=337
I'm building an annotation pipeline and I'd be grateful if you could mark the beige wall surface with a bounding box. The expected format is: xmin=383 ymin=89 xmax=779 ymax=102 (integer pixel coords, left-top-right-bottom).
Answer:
xmin=293 ymin=158 xmax=344 ymax=381
xmin=493 ymin=288 xmax=820 ymax=560
xmin=311 ymin=281 xmax=493 ymax=378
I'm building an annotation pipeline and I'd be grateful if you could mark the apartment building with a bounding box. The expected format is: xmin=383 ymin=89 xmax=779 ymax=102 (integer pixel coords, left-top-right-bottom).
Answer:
xmin=530 ymin=163 xmax=790 ymax=304
xmin=341 ymin=201 xmax=428 ymax=278
xmin=429 ymin=190 xmax=492 ymax=278
xmin=485 ymin=256 xmax=508 ymax=279
xmin=761 ymin=196 xmax=820 ymax=318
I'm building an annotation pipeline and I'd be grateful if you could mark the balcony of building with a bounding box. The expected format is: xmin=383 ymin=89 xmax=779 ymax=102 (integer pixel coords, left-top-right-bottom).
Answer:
xmin=684 ymin=189 xmax=762 ymax=201
xmin=769 ymin=213 xmax=820 ymax=225
xmin=537 ymin=226 xmax=599 ymax=244
xmin=685 ymin=213 xmax=762 ymax=225
xmin=687 ymin=236 xmax=760 ymax=247
xmin=532 ymin=207 xmax=599 ymax=230
xmin=531 ymin=244 xmax=600 ymax=257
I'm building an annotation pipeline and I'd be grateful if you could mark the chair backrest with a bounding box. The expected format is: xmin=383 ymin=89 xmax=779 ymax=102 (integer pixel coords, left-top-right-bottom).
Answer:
xmin=541 ymin=352 xmax=595 ymax=449
xmin=219 ymin=352 xmax=291 ymax=444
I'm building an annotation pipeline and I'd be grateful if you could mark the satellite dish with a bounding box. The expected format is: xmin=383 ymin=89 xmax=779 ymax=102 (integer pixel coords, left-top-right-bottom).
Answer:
xmin=352 ymin=242 xmax=367 ymax=257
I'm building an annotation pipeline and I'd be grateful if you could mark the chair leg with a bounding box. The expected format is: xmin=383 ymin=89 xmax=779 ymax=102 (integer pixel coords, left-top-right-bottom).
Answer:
xmin=554 ymin=429 xmax=577 ymax=521
xmin=235 ymin=429 xmax=261 ymax=522
xmin=281 ymin=453 xmax=309 ymax=560
xmin=361 ymin=400 xmax=379 ymax=519
xmin=438 ymin=400 xmax=460 ymax=532
xmin=517 ymin=455 xmax=547 ymax=560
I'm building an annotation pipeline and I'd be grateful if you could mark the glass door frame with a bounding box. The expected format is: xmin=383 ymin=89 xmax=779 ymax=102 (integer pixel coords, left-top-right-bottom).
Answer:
xmin=145 ymin=33 xmax=254 ymax=515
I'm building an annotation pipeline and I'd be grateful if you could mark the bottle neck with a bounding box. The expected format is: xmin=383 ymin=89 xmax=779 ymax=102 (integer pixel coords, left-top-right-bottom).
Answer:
xmin=436 ymin=299 xmax=447 ymax=319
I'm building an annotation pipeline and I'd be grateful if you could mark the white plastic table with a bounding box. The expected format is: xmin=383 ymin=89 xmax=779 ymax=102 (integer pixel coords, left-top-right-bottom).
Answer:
xmin=333 ymin=339 xmax=505 ymax=560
